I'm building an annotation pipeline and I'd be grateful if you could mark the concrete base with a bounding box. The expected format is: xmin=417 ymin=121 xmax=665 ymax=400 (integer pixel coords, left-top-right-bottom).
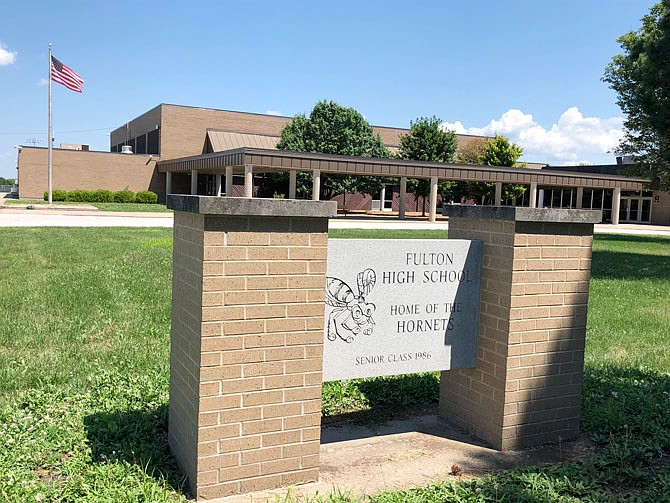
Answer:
xmin=213 ymin=413 xmax=594 ymax=502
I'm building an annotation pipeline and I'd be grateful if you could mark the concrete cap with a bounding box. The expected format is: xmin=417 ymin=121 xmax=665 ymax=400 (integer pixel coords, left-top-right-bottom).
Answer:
xmin=442 ymin=205 xmax=602 ymax=224
xmin=168 ymin=195 xmax=337 ymax=218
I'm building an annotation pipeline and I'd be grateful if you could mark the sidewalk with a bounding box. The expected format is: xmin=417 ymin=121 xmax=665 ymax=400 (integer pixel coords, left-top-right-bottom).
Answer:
xmin=1 ymin=198 xmax=669 ymax=236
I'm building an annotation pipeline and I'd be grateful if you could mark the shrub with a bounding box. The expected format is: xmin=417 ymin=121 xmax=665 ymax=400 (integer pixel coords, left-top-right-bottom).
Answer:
xmin=134 ymin=190 xmax=158 ymax=204
xmin=92 ymin=189 xmax=114 ymax=202
xmin=113 ymin=189 xmax=135 ymax=203
xmin=66 ymin=189 xmax=95 ymax=202
xmin=43 ymin=189 xmax=67 ymax=201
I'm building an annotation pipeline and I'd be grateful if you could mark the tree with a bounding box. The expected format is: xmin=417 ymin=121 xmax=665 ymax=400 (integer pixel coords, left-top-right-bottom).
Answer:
xmin=398 ymin=116 xmax=458 ymax=215
xmin=455 ymin=134 xmax=527 ymax=204
xmin=456 ymin=137 xmax=489 ymax=164
xmin=603 ymin=1 xmax=670 ymax=189
xmin=275 ymin=101 xmax=390 ymax=204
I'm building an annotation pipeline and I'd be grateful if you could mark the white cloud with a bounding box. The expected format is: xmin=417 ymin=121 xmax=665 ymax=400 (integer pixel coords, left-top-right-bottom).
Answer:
xmin=265 ymin=109 xmax=282 ymax=116
xmin=442 ymin=107 xmax=624 ymax=165
xmin=0 ymin=44 xmax=17 ymax=66
xmin=38 ymin=78 xmax=49 ymax=86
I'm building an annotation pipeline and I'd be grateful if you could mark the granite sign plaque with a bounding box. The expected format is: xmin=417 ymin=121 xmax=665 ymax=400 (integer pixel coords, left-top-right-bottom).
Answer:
xmin=322 ymin=239 xmax=482 ymax=381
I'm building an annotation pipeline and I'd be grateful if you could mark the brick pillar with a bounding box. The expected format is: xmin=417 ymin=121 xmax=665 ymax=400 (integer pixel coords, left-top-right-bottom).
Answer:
xmin=168 ymin=195 xmax=336 ymax=499
xmin=440 ymin=206 xmax=600 ymax=450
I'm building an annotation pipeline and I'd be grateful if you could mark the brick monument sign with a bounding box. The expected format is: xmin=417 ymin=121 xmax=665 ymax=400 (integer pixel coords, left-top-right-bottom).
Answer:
xmin=167 ymin=195 xmax=600 ymax=499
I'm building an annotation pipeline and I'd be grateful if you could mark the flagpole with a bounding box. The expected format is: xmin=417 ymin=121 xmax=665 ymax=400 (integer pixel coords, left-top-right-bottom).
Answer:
xmin=47 ymin=43 xmax=53 ymax=204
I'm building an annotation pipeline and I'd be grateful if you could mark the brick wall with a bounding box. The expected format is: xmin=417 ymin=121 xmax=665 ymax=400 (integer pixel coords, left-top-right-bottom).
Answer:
xmin=440 ymin=208 xmax=596 ymax=450
xmin=168 ymin=197 xmax=334 ymax=499
xmin=17 ymin=147 xmax=162 ymax=200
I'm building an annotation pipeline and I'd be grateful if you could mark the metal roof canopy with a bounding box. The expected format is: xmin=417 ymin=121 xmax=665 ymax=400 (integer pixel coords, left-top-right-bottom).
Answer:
xmin=156 ymin=147 xmax=648 ymax=191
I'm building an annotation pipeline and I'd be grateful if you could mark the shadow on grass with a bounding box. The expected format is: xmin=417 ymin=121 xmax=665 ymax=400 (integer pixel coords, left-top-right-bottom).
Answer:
xmin=591 ymin=249 xmax=670 ymax=280
xmin=84 ymin=404 xmax=189 ymax=498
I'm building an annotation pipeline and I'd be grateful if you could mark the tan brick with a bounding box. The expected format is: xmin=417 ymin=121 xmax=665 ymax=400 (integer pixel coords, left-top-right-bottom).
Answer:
xmin=204 ymin=246 xmax=247 ymax=261
xmin=245 ymin=304 xmax=287 ymax=319
xmin=198 ymin=441 xmax=219 ymax=457
xmin=268 ymin=261 xmax=309 ymax=275
xmin=263 ymin=402 xmax=304 ymax=419
xmin=288 ymin=276 xmax=325 ymax=289
xmin=225 ymin=261 xmax=268 ymax=276
xmin=218 ymin=435 xmax=262 ymax=453
xmin=267 ymin=290 xmax=307 ymax=304
xmin=247 ymin=247 xmax=289 ymax=260
xmin=201 ymin=336 xmax=244 ymax=352
xmin=225 ymin=291 xmax=267 ymax=305
xmin=261 ymin=457 xmax=301 ymax=475
xmin=284 ymin=413 xmax=321 ymax=430
xmin=199 ymin=424 xmax=241 ymax=442
xmin=270 ymin=233 xmax=310 ymax=246
xmin=242 ymin=418 xmax=283 ymax=435
xmin=223 ymin=320 xmax=265 ymax=336
xmin=284 ymin=386 xmax=323 ymax=403
xmin=220 ymin=348 xmax=264 ymax=365
xmin=285 ymin=358 xmax=322 ymax=374
xmin=289 ymin=247 xmax=327 ymax=260
xmin=203 ymin=292 xmax=224 ymax=307
xmin=202 ymin=276 xmax=246 ymax=292
xmin=243 ymin=390 xmax=284 ymax=407
xmin=247 ymin=276 xmax=288 ymax=290
xmin=200 ymin=395 xmax=241 ymax=412
xmin=202 ymin=306 xmax=245 ymax=322
xmin=244 ymin=333 xmax=286 ymax=348
xmin=241 ymin=446 xmax=282 ymax=465
xmin=242 ymin=361 xmax=285 ymax=378
xmin=265 ymin=318 xmax=307 ymax=333
xmin=264 ymin=374 xmax=304 ymax=390
xmin=262 ymin=430 xmax=302 ymax=447
xmin=198 ymin=453 xmax=240 ymax=471
xmin=226 ymin=232 xmax=270 ymax=246
xmin=265 ymin=346 xmax=305 ymax=361
xmin=309 ymin=233 xmax=328 ymax=246
xmin=221 ymin=377 xmax=264 ymax=394
xmin=220 ymin=407 xmax=262 ymax=423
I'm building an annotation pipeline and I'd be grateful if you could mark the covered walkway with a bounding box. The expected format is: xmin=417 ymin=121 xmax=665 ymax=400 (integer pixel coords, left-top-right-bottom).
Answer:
xmin=157 ymin=147 xmax=648 ymax=224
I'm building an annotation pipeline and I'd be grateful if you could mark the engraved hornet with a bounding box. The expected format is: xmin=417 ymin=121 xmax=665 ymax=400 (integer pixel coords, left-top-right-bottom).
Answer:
xmin=325 ymin=269 xmax=376 ymax=343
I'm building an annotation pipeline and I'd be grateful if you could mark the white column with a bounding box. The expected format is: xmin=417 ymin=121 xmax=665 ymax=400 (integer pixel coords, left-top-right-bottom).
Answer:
xmin=244 ymin=164 xmax=253 ymax=198
xmin=190 ymin=170 xmax=198 ymax=195
xmin=538 ymin=189 xmax=545 ymax=208
xmin=380 ymin=186 xmax=386 ymax=211
xmin=215 ymin=174 xmax=222 ymax=196
xmin=612 ymin=187 xmax=621 ymax=225
xmin=576 ymin=187 xmax=584 ymax=209
xmin=225 ymin=166 xmax=233 ymax=196
xmin=399 ymin=177 xmax=407 ymax=219
xmin=529 ymin=182 xmax=537 ymax=208
xmin=166 ymin=171 xmax=172 ymax=196
xmin=289 ymin=170 xmax=297 ymax=199
xmin=312 ymin=169 xmax=321 ymax=201
xmin=429 ymin=176 xmax=439 ymax=222
xmin=494 ymin=182 xmax=503 ymax=206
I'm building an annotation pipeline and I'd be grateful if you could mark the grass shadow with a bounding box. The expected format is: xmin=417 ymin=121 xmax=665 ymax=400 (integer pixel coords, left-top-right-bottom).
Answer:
xmin=591 ymin=249 xmax=670 ymax=280
xmin=84 ymin=404 xmax=189 ymax=498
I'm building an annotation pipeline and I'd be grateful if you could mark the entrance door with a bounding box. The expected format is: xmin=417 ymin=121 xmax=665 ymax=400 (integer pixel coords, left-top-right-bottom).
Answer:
xmin=620 ymin=197 xmax=652 ymax=223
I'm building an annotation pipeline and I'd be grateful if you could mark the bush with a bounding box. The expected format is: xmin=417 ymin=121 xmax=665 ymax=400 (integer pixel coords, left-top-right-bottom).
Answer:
xmin=113 ymin=189 xmax=135 ymax=203
xmin=66 ymin=190 xmax=95 ymax=202
xmin=92 ymin=189 xmax=114 ymax=202
xmin=43 ymin=189 xmax=67 ymax=202
xmin=134 ymin=191 xmax=158 ymax=204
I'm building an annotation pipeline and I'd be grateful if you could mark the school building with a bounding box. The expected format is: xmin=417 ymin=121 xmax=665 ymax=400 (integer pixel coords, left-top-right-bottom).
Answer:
xmin=14 ymin=103 xmax=669 ymax=225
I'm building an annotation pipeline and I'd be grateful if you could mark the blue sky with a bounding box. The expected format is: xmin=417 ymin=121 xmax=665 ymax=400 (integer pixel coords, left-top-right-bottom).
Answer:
xmin=0 ymin=0 xmax=657 ymax=179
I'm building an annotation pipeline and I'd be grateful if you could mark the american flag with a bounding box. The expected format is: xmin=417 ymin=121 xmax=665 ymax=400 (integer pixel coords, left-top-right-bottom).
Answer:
xmin=51 ymin=56 xmax=84 ymax=93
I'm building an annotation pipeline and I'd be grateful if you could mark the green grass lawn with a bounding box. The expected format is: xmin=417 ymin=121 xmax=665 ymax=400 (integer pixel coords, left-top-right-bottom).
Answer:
xmin=3 ymin=199 xmax=171 ymax=212
xmin=0 ymin=228 xmax=668 ymax=501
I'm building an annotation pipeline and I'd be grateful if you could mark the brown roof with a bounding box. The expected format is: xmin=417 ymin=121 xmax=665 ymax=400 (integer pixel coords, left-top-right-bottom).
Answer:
xmin=157 ymin=147 xmax=648 ymax=191
xmin=206 ymin=130 xmax=279 ymax=151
